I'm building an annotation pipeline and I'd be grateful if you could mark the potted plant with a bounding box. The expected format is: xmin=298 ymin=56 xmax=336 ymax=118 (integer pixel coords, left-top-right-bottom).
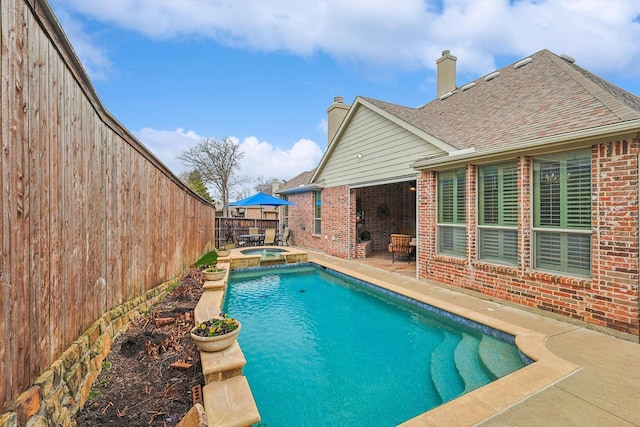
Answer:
xmin=190 ymin=314 xmax=241 ymax=352
xmin=360 ymin=230 xmax=371 ymax=241
xmin=216 ymin=246 xmax=230 ymax=257
xmin=203 ymin=266 xmax=227 ymax=281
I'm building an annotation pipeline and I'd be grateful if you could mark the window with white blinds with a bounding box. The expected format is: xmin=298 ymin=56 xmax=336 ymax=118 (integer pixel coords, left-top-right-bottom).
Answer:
xmin=437 ymin=168 xmax=466 ymax=257
xmin=314 ymin=191 xmax=322 ymax=234
xmin=478 ymin=162 xmax=518 ymax=265
xmin=533 ymin=150 xmax=592 ymax=276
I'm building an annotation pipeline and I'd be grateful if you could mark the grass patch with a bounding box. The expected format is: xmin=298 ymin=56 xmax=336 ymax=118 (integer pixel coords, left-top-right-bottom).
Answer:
xmin=194 ymin=250 xmax=218 ymax=267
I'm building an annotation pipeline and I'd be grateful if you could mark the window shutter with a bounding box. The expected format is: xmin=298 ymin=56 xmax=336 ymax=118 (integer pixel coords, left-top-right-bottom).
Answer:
xmin=537 ymin=162 xmax=561 ymax=227
xmin=456 ymin=169 xmax=466 ymax=224
xmin=535 ymin=232 xmax=562 ymax=270
xmin=566 ymin=158 xmax=591 ymax=229
xmin=567 ymin=234 xmax=591 ymax=273
xmin=502 ymin=165 xmax=518 ymax=225
xmin=439 ymin=176 xmax=454 ymax=223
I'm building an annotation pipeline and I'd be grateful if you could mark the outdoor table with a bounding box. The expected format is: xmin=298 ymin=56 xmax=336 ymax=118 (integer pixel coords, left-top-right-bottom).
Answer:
xmin=239 ymin=234 xmax=264 ymax=246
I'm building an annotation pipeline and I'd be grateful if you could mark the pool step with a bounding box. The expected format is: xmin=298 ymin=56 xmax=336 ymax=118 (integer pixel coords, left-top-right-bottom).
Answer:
xmin=430 ymin=333 xmax=464 ymax=403
xmin=203 ymin=376 xmax=261 ymax=427
xmin=454 ymin=333 xmax=493 ymax=393
xmin=478 ymin=335 xmax=525 ymax=379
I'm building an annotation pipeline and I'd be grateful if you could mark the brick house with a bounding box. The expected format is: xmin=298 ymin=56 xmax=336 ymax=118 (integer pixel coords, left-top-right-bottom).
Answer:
xmin=278 ymin=49 xmax=640 ymax=340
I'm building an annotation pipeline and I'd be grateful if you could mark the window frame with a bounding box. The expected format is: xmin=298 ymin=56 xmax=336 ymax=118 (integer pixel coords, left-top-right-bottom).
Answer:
xmin=282 ymin=195 xmax=289 ymax=228
xmin=477 ymin=161 xmax=518 ymax=266
xmin=437 ymin=168 xmax=466 ymax=257
xmin=532 ymin=149 xmax=592 ymax=277
xmin=313 ymin=190 xmax=321 ymax=235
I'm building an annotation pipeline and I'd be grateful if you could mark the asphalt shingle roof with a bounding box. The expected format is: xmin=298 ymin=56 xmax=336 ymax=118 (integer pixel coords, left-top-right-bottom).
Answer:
xmin=277 ymin=168 xmax=316 ymax=192
xmin=365 ymin=50 xmax=640 ymax=153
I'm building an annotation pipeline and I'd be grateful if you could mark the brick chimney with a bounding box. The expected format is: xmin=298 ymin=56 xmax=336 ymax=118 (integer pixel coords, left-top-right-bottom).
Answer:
xmin=436 ymin=50 xmax=457 ymax=98
xmin=327 ymin=96 xmax=350 ymax=145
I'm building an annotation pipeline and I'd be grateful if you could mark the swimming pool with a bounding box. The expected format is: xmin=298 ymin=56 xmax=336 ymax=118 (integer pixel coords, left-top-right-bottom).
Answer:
xmin=225 ymin=264 xmax=529 ymax=426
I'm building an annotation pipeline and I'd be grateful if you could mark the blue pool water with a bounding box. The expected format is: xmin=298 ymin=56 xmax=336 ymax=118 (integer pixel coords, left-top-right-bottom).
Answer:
xmin=224 ymin=264 xmax=528 ymax=426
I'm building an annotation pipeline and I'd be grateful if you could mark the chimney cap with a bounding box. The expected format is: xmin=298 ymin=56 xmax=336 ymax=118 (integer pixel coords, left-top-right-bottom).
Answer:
xmin=333 ymin=96 xmax=344 ymax=103
xmin=442 ymin=50 xmax=450 ymax=56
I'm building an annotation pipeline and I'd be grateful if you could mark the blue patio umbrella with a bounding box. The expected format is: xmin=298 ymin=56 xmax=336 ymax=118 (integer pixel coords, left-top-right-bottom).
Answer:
xmin=228 ymin=192 xmax=297 ymax=218
xmin=228 ymin=192 xmax=297 ymax=208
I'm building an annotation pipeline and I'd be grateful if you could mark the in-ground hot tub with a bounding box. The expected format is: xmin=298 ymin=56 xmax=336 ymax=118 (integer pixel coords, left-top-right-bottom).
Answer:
xmin=228 ymin=246 xmax=308 ymax=269
xmin=240 ymin=247 xmax=288 ymax=261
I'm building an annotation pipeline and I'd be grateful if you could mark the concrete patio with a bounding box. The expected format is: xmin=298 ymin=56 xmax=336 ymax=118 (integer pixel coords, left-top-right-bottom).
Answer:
xmin=307 ymin=250 xmax=640 ymax=426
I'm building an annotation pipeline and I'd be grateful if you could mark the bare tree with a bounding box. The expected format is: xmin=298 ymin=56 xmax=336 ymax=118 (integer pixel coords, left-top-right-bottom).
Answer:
xmin=177 ymin=136 xmax=245 ymax=215
xmin=253 ymin=176 xmax=278 ymax=194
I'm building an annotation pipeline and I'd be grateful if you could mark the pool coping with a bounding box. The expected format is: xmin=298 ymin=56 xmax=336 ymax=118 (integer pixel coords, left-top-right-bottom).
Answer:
xmin=307 ymin=257 xmax=582 ymax=426
xmin=222 ymin=246 xmax=309 ymax=269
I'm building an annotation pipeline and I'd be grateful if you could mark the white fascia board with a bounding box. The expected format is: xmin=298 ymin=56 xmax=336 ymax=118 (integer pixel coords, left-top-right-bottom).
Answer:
xmin=412 ymin=120 xmax=640 ymax=170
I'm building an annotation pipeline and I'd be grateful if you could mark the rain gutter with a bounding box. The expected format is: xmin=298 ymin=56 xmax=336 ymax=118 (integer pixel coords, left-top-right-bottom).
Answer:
xmin=411 ymin=120 xmax=640 ymax=170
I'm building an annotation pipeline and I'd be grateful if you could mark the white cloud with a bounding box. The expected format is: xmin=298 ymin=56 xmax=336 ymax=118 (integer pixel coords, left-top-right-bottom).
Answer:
xmin=136 ymin=127 xmax=202 ymax=174
xmin=237 ymin=136 xmax=324 ymax=181
xmin=51 ymin=6 xmax=113 ymax=81
xmin=315 ymin=118 xmax=328 ymax=137
xmin=53 ymin=0 xmax=640 ymax=79
xmin=135 ymin=128 xmax=323 ymax=185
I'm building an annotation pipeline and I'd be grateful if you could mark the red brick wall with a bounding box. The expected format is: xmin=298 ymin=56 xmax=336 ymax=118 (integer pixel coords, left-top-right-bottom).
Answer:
xmin=419 ymin=141 xmax=640 ymax=338
xmin=286 ymin=186 xmax=351 ymax=258
xmin=285 ymin=139 xmax=639 ymax=338
xmin=285 ymin=192 xmax=313 ymax=247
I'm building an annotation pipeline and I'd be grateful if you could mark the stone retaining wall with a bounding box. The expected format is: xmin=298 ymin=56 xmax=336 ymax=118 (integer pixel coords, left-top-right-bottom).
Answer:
xmin=0 ymin=279 xmax=177 ymax=427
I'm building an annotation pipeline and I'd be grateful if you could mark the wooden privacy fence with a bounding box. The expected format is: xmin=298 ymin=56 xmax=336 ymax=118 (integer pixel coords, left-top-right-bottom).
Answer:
xmin=215 ymin=217 xmax=280 ymax=248
xmin=0 ymin=0 xmax=216 ymax=408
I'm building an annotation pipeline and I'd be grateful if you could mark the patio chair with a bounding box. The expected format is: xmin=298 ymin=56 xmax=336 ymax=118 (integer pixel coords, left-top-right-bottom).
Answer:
xmin=388 ymin=234 xmax=413 ymax=263
xmin=248 ymin=227 xmax=260 ymax=246
xmin=278 ymin=227 xmax=290 ymax=246
xmin=233 ymin=236 xmax=247 ymax=248
xmin=263 ymin=228 xmax=276 ymax=246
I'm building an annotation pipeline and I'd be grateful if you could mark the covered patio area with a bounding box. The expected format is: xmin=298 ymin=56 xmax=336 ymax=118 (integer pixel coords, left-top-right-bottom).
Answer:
xmin=351 ymin=249 xmax=416 ymax=279
xmin=352 ymin=180 xmax=416 ymax=259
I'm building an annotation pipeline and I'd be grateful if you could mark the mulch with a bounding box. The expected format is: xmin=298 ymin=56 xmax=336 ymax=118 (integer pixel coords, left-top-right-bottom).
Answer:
xmin=73 ymin=268 xmax=207 ymax=426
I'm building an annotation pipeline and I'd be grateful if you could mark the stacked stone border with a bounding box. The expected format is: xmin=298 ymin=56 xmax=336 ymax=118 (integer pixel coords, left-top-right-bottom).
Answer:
xmin=0 ymin=279 xmax=177 ymax=427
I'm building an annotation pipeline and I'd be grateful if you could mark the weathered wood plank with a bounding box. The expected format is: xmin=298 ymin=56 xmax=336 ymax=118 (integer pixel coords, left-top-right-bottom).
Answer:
xmin=3 ymin=0 xmax=31 ymax=405
xmin=48 ymin=40 xmax=63 ymax=362
xmin=1 ymin=0 xmax=217 ymax=409
xmin=27 ymin=9 xmax=52 ymax=382
xmin=0 ymin=0 xmax=8 ymax=409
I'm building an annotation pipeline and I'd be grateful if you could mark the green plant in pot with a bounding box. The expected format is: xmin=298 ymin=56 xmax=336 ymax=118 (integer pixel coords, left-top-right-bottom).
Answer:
xmin=360 ymin=230 xmax=371 ymax=241
xmin=203 ymin=265 xmax=227 ymax=281
xmin=216 ymin=246 xmax=230 ymax=257
xmin=190 ymin=313 xmax=241 ymax=352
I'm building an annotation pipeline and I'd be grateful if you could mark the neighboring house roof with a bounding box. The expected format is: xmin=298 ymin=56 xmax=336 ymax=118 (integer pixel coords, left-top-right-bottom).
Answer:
xmin=312 ymin=49 xmax=640 ymax=178
xmin=276 ymin=169 xmax=318 ymax=194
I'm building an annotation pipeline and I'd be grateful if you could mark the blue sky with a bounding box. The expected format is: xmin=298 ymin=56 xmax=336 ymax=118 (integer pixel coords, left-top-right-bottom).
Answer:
xmin=48 ymin=0 xmax=640 ymax=197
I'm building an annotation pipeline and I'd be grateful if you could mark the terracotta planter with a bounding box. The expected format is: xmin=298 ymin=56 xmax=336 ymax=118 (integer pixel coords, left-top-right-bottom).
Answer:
xmin=203 ymin=269 xmax=226 ymax=281
xmin=190 ymin=321 xmax=241 ymax=352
